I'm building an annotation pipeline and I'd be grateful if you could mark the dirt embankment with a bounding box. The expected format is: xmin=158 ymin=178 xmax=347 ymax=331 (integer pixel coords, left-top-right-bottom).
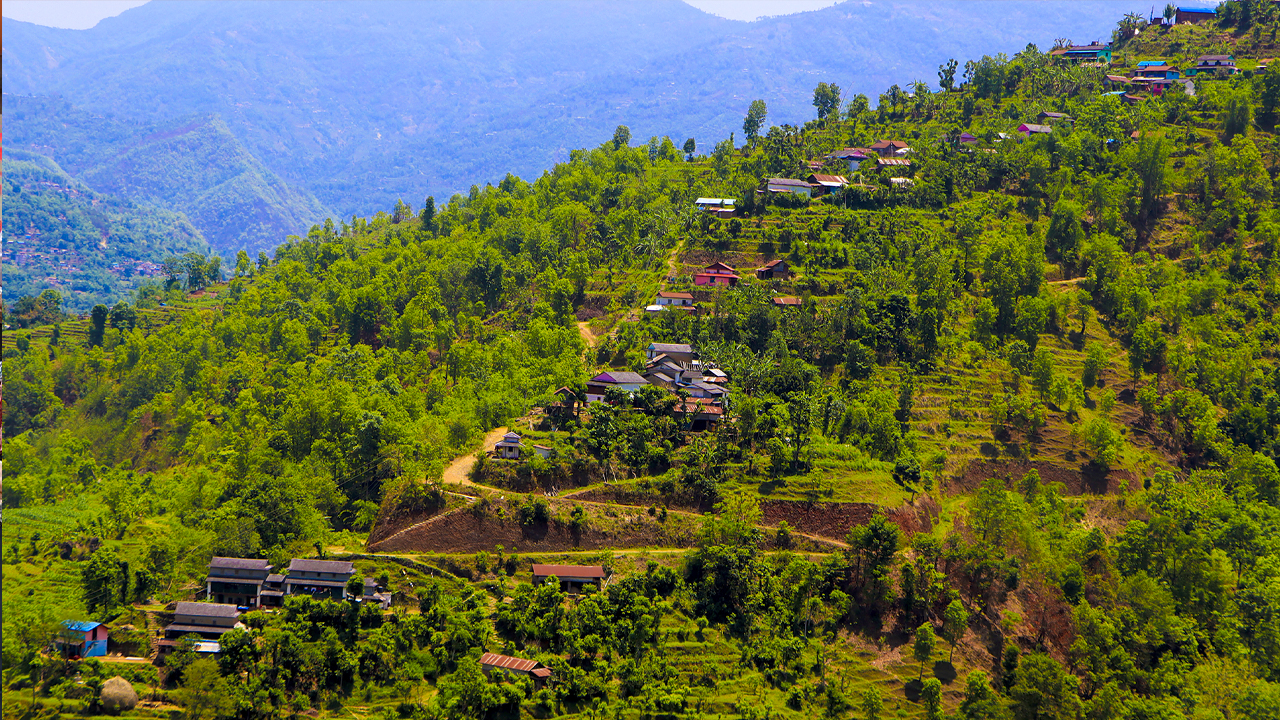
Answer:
xmin=567 ymin=485 xmax=712 ymax=513
xmin=569 ymin=486 xmax=936 ymax=541
xmin=950 ymin=459 xmax=1138 ymax=496
xmin=368 ymin=507 xmax=446 ymax=546
xmin=368 ymin=506 xmax=697 ymax=554
xmin=760 ymin=498 xmax=938 ymax=539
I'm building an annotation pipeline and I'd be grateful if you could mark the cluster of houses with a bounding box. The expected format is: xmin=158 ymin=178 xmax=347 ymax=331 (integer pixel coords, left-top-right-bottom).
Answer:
xmin=203 ymin=557 xmax=389 ymax=607
xmin=1102 ymin=55 xmax=1232 ymax=102
xmin=154 ymin=558 xmax=389 ymax=656
xmin=515 ymin=341 xmax=733 ymax=445
xmin=58 ymin=560 xmax=607 ymax=691
xmin=56 ymin=557 xmax=386 ymax=659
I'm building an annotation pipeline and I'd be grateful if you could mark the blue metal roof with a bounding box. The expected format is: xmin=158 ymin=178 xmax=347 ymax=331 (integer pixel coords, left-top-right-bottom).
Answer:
xmin=1177 ymin=7 xmax=1217 ymax=12
xmin=63 ymin=620 xmax=103 ymax=632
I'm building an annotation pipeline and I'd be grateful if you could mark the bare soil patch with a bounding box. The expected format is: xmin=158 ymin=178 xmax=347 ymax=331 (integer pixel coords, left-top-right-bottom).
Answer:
xmin=368 ymin=506 xmax=449 ymax=546
xmin=574 ymin=294 xmax=610 ymax=321
xmin=567 ymin=485 xmax=711 ymax=513
xmin=760 ymin=497 xmax=938 ymax=539
xmin=950 ymin=459 xmax=1137 ymax=496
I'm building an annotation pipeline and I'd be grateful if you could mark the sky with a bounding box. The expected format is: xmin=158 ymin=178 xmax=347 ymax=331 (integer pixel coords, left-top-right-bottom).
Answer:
xmin=2 ymin=0 xmax=842 ymax=29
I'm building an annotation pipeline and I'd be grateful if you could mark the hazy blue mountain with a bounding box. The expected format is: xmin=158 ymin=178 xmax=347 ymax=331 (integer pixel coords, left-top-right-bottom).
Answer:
xmin=3 ymin=0 xmax=1139 ymax=229
xmin=4 ymin=96 xmax=332 ymax=257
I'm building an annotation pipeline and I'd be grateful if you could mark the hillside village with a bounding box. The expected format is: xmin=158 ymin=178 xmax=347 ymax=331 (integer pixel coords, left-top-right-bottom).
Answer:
xmin=10 ymin=5 xmax=1280 ymax=720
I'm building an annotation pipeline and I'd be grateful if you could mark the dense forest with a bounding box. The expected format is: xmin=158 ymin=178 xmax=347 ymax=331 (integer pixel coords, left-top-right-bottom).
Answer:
xmin=10 ymin=7 xmax=1280 ymax=719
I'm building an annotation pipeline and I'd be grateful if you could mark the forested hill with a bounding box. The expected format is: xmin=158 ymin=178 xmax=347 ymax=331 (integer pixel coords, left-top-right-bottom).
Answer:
xmin=12 ymin=10 xmax=1280 ymax=720
xmin=2 ymin=149 xmax=210 ymax=312
xmin=2 ymin=0 xmax=1134 ymax=221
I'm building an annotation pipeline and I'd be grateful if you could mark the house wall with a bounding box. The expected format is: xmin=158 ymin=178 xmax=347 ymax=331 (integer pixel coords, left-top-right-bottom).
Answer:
xmin=694 ymin=274 xmax=737 ymax=286
xmin=82 ymin=627 xmax=108 ymax=657
xmin=1176 ymin=9 xmax=1214 ymax=23
xmin=209 ymin=580 xmax=262 ymax=606
xmin=285 ymin=583 xmax=345 ymax=600
xmin=175 ymin=614 xmax=238 ymax=628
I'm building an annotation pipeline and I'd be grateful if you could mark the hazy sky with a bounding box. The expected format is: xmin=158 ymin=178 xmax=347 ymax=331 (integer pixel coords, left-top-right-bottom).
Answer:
xmin=2 ymin=0 xmax=842 ymax=29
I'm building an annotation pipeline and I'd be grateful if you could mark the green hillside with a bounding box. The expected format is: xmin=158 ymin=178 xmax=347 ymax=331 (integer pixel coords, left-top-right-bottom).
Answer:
xmin=2 ymin=149 xmax=210 ymax=312
xmin=9 ymin=11 xmax=1280 ymax=720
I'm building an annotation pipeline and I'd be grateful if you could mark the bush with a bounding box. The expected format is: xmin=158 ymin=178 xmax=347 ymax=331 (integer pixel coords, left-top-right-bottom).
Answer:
xmin=1080 ymin=417 xmax=1122 ymax=469
xmin=517 ymin=497 xmax=551 ymax=526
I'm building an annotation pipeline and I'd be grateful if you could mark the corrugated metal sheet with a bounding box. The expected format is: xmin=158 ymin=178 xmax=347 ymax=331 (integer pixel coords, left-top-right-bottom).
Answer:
xmin=480 ymin=653 xmax=540 ymax=672
xmin=175 ymin=601 xmax=241 ymax=618
xmin=532 ymin=563 xmax=607 ymax=579
xmin=287 ymin=559 xmax=355 ymax=574
xmin=209 ymin=557 xmax=272 ymax=571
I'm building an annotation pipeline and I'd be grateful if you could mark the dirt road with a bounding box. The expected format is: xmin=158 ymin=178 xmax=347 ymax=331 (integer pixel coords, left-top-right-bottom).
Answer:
xmin=440 ymin=426 xmax=508 ymax=487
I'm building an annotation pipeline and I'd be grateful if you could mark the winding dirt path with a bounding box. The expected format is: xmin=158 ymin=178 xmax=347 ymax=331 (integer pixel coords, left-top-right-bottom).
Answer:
xmin=664 ymin=239 xmax=684 ymax=286
xmin=440 ymin=426 xmax=508 ymax=487
xmin=576 ymin=321 xmax=597 ymax=348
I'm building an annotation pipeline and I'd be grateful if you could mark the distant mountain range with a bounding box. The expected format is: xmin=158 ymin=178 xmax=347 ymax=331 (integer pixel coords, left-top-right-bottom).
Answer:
xmin=6 ymin=97 xmax=329 ymax=257
xmin=2 ymin=0 xmax=1139 ymax=257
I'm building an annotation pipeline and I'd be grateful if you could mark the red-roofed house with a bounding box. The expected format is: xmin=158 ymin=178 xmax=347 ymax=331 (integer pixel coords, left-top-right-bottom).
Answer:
xmin=532 ymin=564 xmax=609 ymax=591
xmin=806 ymin=174 xmax=849 ymax=196
xmin=654 ymin=291 xmax=694 ymax=307
xmin=756 ymin=258 xmax=790 ymax=280
xmin=870 ymin=140 xmax=910 ymax=157
xmin=694 ymin=262 xmax=739 ymax=287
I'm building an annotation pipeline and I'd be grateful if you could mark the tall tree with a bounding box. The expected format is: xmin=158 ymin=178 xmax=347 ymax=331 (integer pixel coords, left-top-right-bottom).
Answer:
xmin=943 ymin=599 xmax=969 ymax=662
xmin=612 ymin=125 xmax=632 ymax=149
xmin=89 ymin=304 xmax=109 ymax=347
xmin=743 ymin=99 xmax=768 ymax=143
xmin=420 ymin=195 xmax=436 ymax=231
xmin=914 ymin=623 xmax=937 ymax=679
xmin=938 ymin=59 xmax=959 ymax=91
xmin=813 ymin=82 xmax=842 ymax=120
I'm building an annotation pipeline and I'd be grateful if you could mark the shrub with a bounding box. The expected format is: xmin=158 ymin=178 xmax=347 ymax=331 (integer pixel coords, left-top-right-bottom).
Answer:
xmin=517 ymin=497 xmax=551 ymax=526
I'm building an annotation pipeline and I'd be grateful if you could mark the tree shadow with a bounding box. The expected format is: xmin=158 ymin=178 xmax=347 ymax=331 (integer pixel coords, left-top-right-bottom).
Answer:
xmin=933 ymin=660 xmax=958 ymax=684
xmin=758 ymin=479 xmax=783 ymax=495
xmin=979 ymin=442 xmax=1001 ymax=458
xmin=903 ymin=678 xmax=923 ymax=702
xmin=520 ymin=522 xmax=549 ymax=542
xmin=1079 ymin=460 xmax=1111 ymax=494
